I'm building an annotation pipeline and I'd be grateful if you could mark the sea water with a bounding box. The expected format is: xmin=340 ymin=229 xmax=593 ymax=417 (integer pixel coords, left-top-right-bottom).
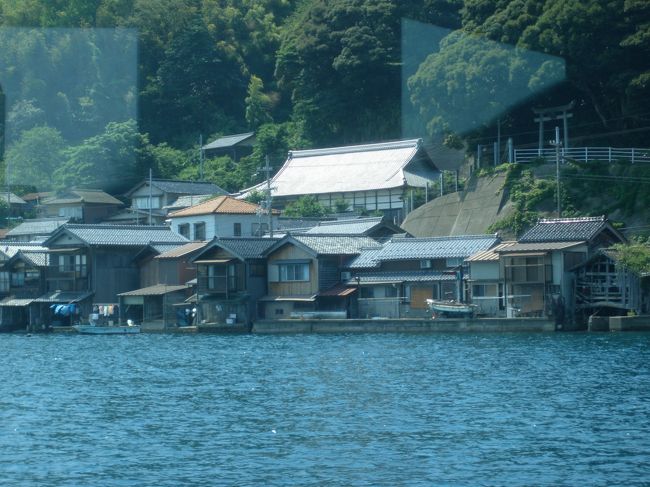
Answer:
xmin=1 ymin=332 xmax=649 ymax=486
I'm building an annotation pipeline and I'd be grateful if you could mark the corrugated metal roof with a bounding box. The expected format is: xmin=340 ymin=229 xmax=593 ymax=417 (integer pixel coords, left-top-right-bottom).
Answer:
xmin=5 ymin=218 xmax=69 ymax=237
xmin=375 ymin=235 xmax=499 ymax=261
xmin=169 ymin=195 xmax=276 ymax=217
xmin=291 ymin=235 xmax=380 ymax=256
xmin=118 ymin=284 xmax=188 ymax=296
xmin=466 ymin=242 xmax=517 ymax=262
xmin=519 ymin=216 xmax=609 ymax=243
xmin=348 ymin=270 xmax=456 ymax=284
xmin=496 ymin=241 xmax=585 ymax=253
xmin=156 ymin=241 xmax=208 ymax=259
xmin=268 ymin=139 xmax=438 ymax=197
xmin=202 ymin=132 xmax=255 ymax=150
xmin=46 ymin=224 xmax=188 ymax=247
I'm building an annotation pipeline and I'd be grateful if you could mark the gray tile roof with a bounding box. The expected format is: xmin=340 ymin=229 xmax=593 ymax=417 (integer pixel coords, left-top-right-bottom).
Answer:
xmin=202 ymin=132 xmax=255 ymax=150
xmin=15 ymin=250 xmax=49 ymax=267
xmin=152 ymin=179 xmax=227 ymax=196
xmin=348 ymin=270 xmax=456 ymax=284
xmin=163 ymin=194 xmax=213 ymax=210
xmin=374 ymin=235 xmax=500 ymax=261
xmin=46 ymin=224 xmax=188 ymax=247
xmin=495 ymin=241 xmax=585 ymax=253
xmin=519 ymin=216 xmax=609 ymax=243
xmin=292 ymin=235 xmax=380 ymax=255
xmin=5 ymin=218 xmax=69 ymax=238
xmin=43 ymin=189 xmax=123 ymax=206
xmin=0 ymin=242 xmax=49 ymax=259
xmin=210 ymin=237 xmax=281 ymax=260
xmin=347 ymin=246 xmax=385 ymax=269
xmin=303 ymin=217 xmax=384 ymax=235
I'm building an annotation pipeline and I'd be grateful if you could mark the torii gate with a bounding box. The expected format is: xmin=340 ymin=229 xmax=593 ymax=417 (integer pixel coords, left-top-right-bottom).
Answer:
xmin=533 ymin=101 xmax=574 ymax=154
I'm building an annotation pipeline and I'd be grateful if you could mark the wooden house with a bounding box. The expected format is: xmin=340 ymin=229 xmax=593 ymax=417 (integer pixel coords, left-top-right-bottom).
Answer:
xmin=38 ymin=224 xmax=187 ymax=327
xmin=39 ymin=189 xmax=124 ymax=224
xmin=349 ymin=235 xmax=500 ymax=318
xmin=190 ymin=237 xmax=280 ymax=326
xmin=3 ymin=218 xmax=68 ymax=242
xmin=124 ymin=179 xmax=228 ymax=222
xmin=260 ymin=234 xmax=379 ymax=319
xmin=201 ymin=132 xmax=255 ymax=161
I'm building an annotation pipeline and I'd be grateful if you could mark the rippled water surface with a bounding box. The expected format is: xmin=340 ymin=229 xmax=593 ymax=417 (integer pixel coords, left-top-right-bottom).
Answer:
xmin=1 ymin=332 xmax=649 ymax=486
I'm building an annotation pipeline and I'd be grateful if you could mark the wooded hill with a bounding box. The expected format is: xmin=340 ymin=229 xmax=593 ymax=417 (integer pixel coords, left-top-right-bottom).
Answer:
xmin=0 ymin=0 xmax=648 ymax=229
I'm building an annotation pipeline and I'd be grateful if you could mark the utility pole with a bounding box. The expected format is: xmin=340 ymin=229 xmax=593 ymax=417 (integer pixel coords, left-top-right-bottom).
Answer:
xmin=264 ymin=155 xmax=273 ymax=237
xmin=550 ymin=126 xmax=562 ymax=218
xmin=148 ymin=167 xmax=153 ymax=226
xmin=199 ymin=134 xmax=204 ymax=180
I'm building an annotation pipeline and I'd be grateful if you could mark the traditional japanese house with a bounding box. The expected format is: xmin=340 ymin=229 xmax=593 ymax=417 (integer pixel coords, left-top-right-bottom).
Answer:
xmin=3 ymin=218 xmax=69 ymax=242
xmin=0 ymin=249 xmax=49 ymax=331
xmin=190 ymin=237 xmax=280 ymax=326
xmin=348 ymin=235 xmax=500 ymax=318
xmin=243 ymin=139 xmax=440 ymax=221
xmin=573 ymin=249 xmax=649 ymax=319
xmin=465 ymin=242 xmax=516 ymax=317
xmin=38 ymin=224 xmax=187 ymax=327
xmin=260 ymin=234 xmax=379 ymax=319
xmin=39 ymin=189 xmax=124 ymax=223
xmin=494 ymin=216 xmax=626 ymax=321
xmin=201 ymin=132 xmax=256 ymax=161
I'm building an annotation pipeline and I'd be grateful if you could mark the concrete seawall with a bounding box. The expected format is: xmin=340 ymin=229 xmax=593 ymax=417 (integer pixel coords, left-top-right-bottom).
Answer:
xmin=253 ymin=318 xmax=556 ymax=334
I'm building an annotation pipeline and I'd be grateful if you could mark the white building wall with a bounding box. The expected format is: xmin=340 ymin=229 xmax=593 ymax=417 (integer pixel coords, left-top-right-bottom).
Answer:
xmin=469 ymin=261 xmax=499 ymax=281
xmin=170 ymin=213 xmax=278 ymax=240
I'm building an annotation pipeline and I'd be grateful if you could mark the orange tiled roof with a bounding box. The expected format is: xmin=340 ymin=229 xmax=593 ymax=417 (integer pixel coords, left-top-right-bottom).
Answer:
xmin=168 ymin=195 xmax=278 ymax=217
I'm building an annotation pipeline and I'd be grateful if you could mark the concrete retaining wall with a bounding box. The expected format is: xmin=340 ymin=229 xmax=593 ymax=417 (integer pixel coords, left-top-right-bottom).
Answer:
xmin=252 ymin=318 xmax=556 ymax=334
xmin=609 ymin=315 xmax=650 ymax=332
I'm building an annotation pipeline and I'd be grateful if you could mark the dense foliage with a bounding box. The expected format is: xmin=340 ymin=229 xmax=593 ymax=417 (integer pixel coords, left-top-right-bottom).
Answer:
xmin=0 ymin=0 xmax=647 ymax=215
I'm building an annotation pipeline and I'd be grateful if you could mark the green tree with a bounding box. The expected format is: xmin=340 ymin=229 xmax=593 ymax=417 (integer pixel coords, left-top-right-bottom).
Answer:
xmin=5 ymin=125 xmax=66 ymax=190
xmin=283 ymin=195 xmax=327 ymax=217
xmin=245 ymin=75 xmax=274 ymax=129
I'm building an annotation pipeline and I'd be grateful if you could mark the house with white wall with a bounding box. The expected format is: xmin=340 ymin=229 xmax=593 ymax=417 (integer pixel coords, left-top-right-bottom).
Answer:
xmin=167 ymin=195 xmax=279 ymax=240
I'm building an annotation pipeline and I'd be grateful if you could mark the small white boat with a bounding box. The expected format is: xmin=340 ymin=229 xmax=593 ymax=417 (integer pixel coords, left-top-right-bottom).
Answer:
xmin=426 ymin=299 xmax=476 ymax=317
xmin=73 ymin=323 xmax=140 ymax=335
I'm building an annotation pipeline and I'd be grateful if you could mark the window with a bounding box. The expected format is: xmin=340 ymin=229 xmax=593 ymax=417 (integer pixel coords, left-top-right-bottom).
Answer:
xmin=194 ymin=222 xmax=206 ymax=240
xmin=233 ymin=222 xmax=241 ymax=236
xmin=133 ymin=196 xmax=161 ymax=209
xmin=178 ymin=223 xmax=190 ymax=239
xmin=420 ymin=259 xmax=432 ymax=269
xmin=250 ymin=263 xmax=266 ymax=277
xmin=446 ymin=257 xmax=464 ymax=268
xmin=252 ymin=222 xmax=268 ymax=237
xmin=0 ymin=272 xmax=10 ymax=292
xmin=11 ymin=272 xmax=25 ymax=287
xmin=279 ymin=263 xmax=309 ymax=281
xmin=58 ymin=254 xmax=87 ymax=276
xmin=58 ymin=206 xmax=83 ymax=219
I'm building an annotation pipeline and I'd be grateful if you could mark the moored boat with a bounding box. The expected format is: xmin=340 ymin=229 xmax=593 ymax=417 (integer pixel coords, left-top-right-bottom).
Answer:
xmin=426 ymin=299 xmax=476 ymax=317
xmin=73 ymin=323 xmax=140 ymax=334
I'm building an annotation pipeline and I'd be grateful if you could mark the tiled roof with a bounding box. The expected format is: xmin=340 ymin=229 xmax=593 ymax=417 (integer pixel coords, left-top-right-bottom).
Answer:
xmin=495 ymin=241 xmax=585 ymax=253
xmin=348 ymin=270 xmax=455 ymax=284
xmin=466 ymin=242 xmax=517 ymax=262
xmin=291 ymin=235 xmax=380 ymax=255
xmin=43 ymin=189 xmax=123 ymax=206
xmin=5 ymin=218 xmax=69 ymax=237
xmin=156 ymin=241 xmax=208 ymax=259
xmin=0 ymin=193 xmax=27 ymax=205
xmin=202 ymin=237 xmax=281 ymax=260
xmin=374 ymin=235 xmax=499 ymax=261
xmin=303 ymin=217 xmax=387 ymax=236
xmin=152 ymin=179 xmax=227 ymax=196
xmin=0 ymin=242 xmax=49 ymax=259
xmin=45 ymin=224 xmax=188 ymax=247
xmin=519 ymin=216 xmax=609 ymax=243
xmin=14 ymin=250 xmax=49 ymax=267
xmin=163 ymin=194 xmax=213 ymax=210
xmin=118 ymin=284 xmax=189 ymax=296
xmin=202 ymin=132 xmax=255 ymax=150
xmin=266 ymin=138 xmax=438 ymax=197
xmin=169 ymin=195 xmax=276 ymax=217
xmin=347 ymin=246 xmax=385 ymax=269
xmin=33 ymin=290 xmax=93 ymax=303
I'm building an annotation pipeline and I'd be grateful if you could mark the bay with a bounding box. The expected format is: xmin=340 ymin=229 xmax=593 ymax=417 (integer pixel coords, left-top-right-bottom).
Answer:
xmin=1 ymin=332 xmax=649 ymax=486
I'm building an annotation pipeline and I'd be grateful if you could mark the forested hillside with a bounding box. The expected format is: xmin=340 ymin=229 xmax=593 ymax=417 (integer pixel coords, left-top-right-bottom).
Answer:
xmin=0 ymin=0 xmax=648 ymax=213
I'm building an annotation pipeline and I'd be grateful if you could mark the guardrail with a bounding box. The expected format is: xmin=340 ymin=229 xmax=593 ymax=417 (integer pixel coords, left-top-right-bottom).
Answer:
xmin=514 ymin=147 xmax=650 ymax=164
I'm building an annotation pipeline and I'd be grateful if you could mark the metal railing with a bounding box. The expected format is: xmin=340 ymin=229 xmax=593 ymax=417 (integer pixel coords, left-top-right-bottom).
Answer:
xmin=514 ymin=147 xmax=650 ymax=164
